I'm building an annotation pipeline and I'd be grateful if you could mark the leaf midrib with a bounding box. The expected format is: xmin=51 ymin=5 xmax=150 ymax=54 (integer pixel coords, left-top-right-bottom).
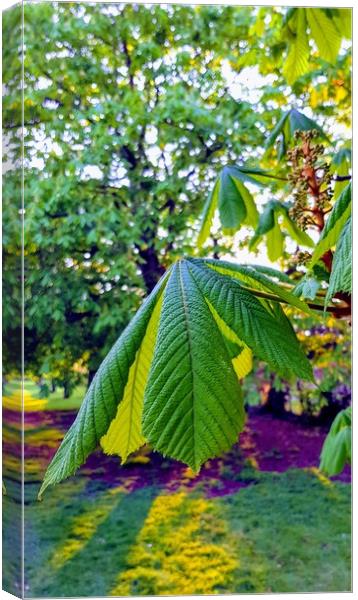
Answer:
xmin=178 ymin=261 xmax=197 ymax=469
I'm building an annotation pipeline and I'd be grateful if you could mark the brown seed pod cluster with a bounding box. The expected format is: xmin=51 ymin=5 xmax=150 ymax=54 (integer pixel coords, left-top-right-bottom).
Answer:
xmin=286 ymin=250 xmax=313 ymax=269
xmin=287 ymin=130 xmax=333 ymax=231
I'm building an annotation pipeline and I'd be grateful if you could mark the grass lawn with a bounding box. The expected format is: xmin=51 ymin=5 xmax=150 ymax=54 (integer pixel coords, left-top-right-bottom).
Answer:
xmin=20 ymin=469 xmax=351 ymax=597
xmin=35 ymin=385 xmax=86 ymax=411
xmin=3 ymin=381 xmax=351 ymax=596
xmin=3 ymin=379 xmax=86 ymax=411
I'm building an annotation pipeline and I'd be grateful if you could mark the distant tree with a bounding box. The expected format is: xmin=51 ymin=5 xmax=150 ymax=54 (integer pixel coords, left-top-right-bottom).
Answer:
xmin=4 ymin=3 xmax=267 ymax=389
xmin=3 ymin=4 xmax=351 ymax=404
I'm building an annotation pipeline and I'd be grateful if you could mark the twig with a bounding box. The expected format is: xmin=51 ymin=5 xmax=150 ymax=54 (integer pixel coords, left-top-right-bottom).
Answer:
xmin=240 ymin=285 xmax=350 ymax=315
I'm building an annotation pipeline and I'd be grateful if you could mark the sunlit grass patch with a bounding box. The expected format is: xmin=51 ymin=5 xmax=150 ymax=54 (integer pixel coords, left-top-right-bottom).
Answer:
xmin=23 ymin=469 xmax=350 ymax=597
xmin=111 ymin=490 xmax=239 ymax=596
xmin=49 ymin=487 xmax=127 ymax=569
xmin=3 ymin=389 xmax=48 ymax=412
xmin=306 ymin=466 xmax=333 ymax=487
xmin=25 ymin=428 xmax=64 ymax=448
xmin=3 ymin=380 xmax=86 ymax=412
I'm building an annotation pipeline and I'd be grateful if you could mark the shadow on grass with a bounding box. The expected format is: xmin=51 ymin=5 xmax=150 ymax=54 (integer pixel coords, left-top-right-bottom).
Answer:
xmin=25 ymin=484 xmax=159 ymax=598
xmin=3 ymin=480 xmax=23 ymax=596
xmin=219 ymin=470 xmax=351 ymax=593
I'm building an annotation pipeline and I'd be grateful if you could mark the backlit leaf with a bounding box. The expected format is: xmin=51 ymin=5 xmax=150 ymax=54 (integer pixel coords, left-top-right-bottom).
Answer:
xmin=197 ymin=179 xmax=219 ymax=248
xmin=266 ymin=221 xmax=284 ymax=262
xmin=320 ymin=407 xmax=351 ymax=476
xmin=283 ymin=9 xmax=309 ymax=85
xmin=232 ymin=178 xmax=259 ymax=228
xmin=39 ymin=272 xmax=169 ymax=497
xmin=325 ymin=216 xmax=352 ymax=307
xmin=100 ymin=292 xmax=164 ymax=462
xmin=218 ymin=167 xmax=247 ymax=231
xmin=332 ymin=9 xmax=352 ymax=39
xmin=305 ymin=8 xmax=342 ymax=64
xmin=310 ymin=183 xmax=351 ymax=267
xmin=186 ymin=259 xmax=313 ymax=382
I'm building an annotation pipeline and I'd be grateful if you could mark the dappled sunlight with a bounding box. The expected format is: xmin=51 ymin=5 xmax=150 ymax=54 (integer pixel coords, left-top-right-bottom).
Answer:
xmin=306 ymin=467 xmax=333 ymax=488
xmin=49 ymin=487 xmax=127 ymax=570
xmin=110 ymin=490 xmax=239 ymax=596
xmin=3 ymin=389 xmax=48 ymax=412
xmin=25 ymin=428 xmax=65 ymax=449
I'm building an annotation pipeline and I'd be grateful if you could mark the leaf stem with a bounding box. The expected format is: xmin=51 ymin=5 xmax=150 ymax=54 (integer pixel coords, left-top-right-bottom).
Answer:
xmin=255 ymin=172 xmax=288 ymax=182
xmin=241 ymin=285 xmax=350 ymax=315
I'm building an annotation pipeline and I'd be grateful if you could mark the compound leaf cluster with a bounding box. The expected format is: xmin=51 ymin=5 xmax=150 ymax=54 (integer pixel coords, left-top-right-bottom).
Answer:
xmin=40 ymin=257 xmax=313 ymax=496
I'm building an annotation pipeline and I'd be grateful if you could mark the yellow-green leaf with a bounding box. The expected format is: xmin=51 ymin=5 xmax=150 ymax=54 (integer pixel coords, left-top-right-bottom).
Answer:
xmin=266 ymin=221 xmax=284 ymax=262
xmin=306 ymin=8 xmax=342 ymax=64
xmin=100 ymin=293 xmax=164 ymax=462
xmin=283 ymin=9 xmax=310 ymax=85
xmin=233 ymin=178 xmax=259 ymax=228
xmin=310 ymin=183 xmax=351 ymax=268
xmin=197 ymin=179 xmax=219 ymax=248
xmin=205 ymin=298 xmax=253 ymax=379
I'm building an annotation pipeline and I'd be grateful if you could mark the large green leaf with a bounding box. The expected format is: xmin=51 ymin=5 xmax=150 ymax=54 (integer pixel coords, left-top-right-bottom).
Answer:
xmin=203 ymin=258 xmax=315 ymax=316
xmin=305 ymin=8 xmax=342 ymax=65
xmin=278 ymin=206 xmax=314 ymax=248
xmin=325 ymin=215 xmax=352 ymax=307
xmin=320 ymin=407 xmax=351 ymax=476
xmin=186 ymin=258 xmax=313 ymax=382
xmin=265 ymin=112 xmax=289 ymax=150
xmin=288 ymin=108 xmax=326 ymax=139
xmin=197 ymin=179 xmax=219 ymax=248
xmin=283 ymin=8 xmax=310 ymax=85
xmin=310 ymin=183 xmax=351 ymax=267
xmin=39 ymin=272 xmax=169 ymax=497
xmin=41 ymin=257 xmax=314 ymax=492
xmin=197 ymin=165 xmax=262 ymax=245
xmin=332 ymin=8 xmax=352 ymax=39
xmin=266 ymin=221 xmax=284 ymax=262
xmin=218 ymin=167 xmax=247 ymax=231
xmin=266 ymin=109 xmax=326 ymax=153
xmin=142 ymin=261 xmax=245 ymax=472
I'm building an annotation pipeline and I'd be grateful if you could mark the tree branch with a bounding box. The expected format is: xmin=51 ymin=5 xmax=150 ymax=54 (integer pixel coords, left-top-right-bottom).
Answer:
xmin=240 ymin=285 xmax=351 ymax=316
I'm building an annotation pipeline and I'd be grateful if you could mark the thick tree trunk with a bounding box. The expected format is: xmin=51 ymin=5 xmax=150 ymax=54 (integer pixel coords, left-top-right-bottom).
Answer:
xmin=137 ymin=244 xmax=165 ymax=293
xmin=266 ymin=388 xmax=286 ymax=415
xmin=63 ymin=380 xmax=71 ymax=399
